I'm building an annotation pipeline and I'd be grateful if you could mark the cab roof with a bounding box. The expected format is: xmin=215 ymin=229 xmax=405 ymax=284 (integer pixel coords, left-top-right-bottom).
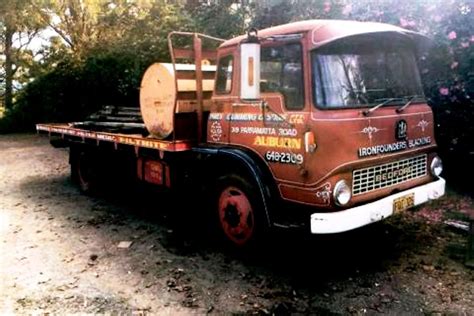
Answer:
xmin=220 ymin=19 xmax=420 ymax=49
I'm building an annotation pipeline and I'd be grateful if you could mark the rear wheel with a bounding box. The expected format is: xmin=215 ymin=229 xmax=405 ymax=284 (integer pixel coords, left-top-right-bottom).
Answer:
xmin=70 ymin=147 xmax=98 ymax=194
xmin=215 ymin=174 xmax=266 ymax=248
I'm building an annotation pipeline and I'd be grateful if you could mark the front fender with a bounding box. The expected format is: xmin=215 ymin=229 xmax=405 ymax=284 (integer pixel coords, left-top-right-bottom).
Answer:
xmin=193 ymin=146 xmax=277 ymax=227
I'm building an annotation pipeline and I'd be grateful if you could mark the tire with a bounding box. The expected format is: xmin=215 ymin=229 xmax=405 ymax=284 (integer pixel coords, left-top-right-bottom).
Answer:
xmin=71 ymin=147 xmax=98 ymax=194
xmin=214 ymin=174 xmax=267 ymax=248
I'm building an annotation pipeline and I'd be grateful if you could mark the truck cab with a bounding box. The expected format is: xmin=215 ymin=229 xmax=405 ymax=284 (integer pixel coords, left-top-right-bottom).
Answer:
xmin=205 ymin=20 xmax=445 ymax=243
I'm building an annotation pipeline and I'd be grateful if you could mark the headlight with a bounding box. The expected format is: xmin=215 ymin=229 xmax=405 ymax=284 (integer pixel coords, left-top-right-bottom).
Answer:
xmin=333 ymin=180 xmax=351 ymax=206
xmin=430 ymin=156 xmax=443 ymax=177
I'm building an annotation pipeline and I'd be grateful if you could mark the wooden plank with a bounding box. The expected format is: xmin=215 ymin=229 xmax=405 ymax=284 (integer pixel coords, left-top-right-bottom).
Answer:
xmin=176 ymin=100 xmax=212 ymax=113
xmin=175 ymin=71 xmax=215 ymax=80
xmin=75 ymin=121 xmax=145 ymax=128
xmin=176 ymin=91 xmax=213 ymax=100
xmin=103 ymin=106 xmax=140 ymax=111
xmin=194 ymin=36 xmax=204 ymax=144
xmin=173 ymin=48 xmax=217 ymax=60
xmin=174 ymin=64 xmax=216 ymax=72
xmin=88 ymin=115 xmax=143 ymax=122
xmin=177 ymin=79 xmax=214 ymax=92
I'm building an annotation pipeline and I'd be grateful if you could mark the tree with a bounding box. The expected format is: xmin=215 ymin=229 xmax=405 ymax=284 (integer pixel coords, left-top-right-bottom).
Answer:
xmin=37 ymin=0 xmax=111 ymax=59
xmin=112 ymin=1 xmax=194 ymax=64
xmin=190 ymin=0 xmax=249 ymax=39
xmin=0 ymin=0 xmax=45 ymax=109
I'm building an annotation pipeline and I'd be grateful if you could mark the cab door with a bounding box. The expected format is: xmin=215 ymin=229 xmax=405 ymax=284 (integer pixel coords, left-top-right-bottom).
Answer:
xmin=229 ymin=42 xmax=309 ymax=185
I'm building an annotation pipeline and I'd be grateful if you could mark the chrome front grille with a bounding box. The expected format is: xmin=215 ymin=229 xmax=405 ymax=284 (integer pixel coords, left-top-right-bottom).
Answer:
xmin=352 ymin=155 xmax=427 ymax=195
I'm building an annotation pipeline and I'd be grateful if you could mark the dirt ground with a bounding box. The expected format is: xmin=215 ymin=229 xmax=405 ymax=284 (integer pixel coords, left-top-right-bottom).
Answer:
xmin=1 ymin=134 xmax=473 ymax=315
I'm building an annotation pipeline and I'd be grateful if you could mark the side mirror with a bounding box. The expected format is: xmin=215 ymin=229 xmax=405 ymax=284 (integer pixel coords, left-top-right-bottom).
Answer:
xmin=240 ymin=28 xmax=260 ymax=100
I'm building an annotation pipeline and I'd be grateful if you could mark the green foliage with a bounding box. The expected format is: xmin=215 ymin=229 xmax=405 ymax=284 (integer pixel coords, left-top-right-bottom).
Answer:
xmin=190 ymin=0 xmax=249 ymax=39
xmin=0 ymin=0 xmax=193 ymax=132
xmin=0 ymin=0 xmax=47 ymax=109
xmin=0 ymin=52 xmax=142 ymax=132
xmin=38 ymin=0 xmax=117 ymax=58
xmin=250 ymin=1 xmax=294 ymax=29
xmin=111 ymin=1 xmax=195 ymax=65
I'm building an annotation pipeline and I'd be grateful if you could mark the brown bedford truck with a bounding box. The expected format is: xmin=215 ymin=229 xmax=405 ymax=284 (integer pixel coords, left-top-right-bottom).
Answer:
xmin=37 ymin=19 xmax=445 ymax=247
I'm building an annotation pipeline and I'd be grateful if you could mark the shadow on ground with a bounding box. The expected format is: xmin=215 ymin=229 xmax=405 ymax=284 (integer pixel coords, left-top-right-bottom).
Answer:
xmin=19 ymin=172 xmax=422 ymax=282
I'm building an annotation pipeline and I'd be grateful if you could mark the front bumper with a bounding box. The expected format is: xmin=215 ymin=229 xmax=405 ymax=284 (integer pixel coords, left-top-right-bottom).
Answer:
xmin=310 ymin=177 xmax=446 ymax=234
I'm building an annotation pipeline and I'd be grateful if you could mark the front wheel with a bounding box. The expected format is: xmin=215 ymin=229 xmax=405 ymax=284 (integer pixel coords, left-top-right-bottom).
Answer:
xmin=215 ymin=174 xmax=266 ymax=248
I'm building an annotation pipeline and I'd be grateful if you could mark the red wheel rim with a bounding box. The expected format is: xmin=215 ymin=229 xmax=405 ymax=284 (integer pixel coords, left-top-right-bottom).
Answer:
xmin=218 ymin=186 xmax=255 ymax=246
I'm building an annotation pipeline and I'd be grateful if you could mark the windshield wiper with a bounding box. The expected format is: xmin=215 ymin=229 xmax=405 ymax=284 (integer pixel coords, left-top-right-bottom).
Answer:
xmin=362 ymin=98 xmax=402 ymax=116
xmin=396 ymin=95 xmax=424 ymax=113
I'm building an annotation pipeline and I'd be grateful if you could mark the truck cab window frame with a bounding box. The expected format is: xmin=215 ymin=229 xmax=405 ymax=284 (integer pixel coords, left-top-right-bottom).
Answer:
xmin=215 ymin=55 xmax=234 ymax=94
xmin=260 ymin=43 xmax=305 ymax=110
xmin=311 ymin=33 xmax=425 ymax=110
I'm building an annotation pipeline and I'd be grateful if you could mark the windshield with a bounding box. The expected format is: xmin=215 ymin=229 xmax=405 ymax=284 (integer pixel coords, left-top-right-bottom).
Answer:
xmin=312 ymin=34 xmax=425 ymax=109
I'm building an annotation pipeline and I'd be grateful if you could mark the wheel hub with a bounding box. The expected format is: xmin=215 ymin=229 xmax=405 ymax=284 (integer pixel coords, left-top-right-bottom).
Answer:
xmin=218 ymin=186 xmax=255 ymax=246
xmin=223 ymin=204 xmax=241 ymax=228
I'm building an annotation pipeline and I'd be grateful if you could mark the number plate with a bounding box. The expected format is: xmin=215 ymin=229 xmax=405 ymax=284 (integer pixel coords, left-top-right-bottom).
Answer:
xmin=393 ymin=193 xmax=415 ymax=213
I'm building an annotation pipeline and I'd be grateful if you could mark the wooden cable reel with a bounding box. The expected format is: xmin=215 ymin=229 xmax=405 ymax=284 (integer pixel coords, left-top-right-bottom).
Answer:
xmin=140 ymin=63 xmax=216 ymax=139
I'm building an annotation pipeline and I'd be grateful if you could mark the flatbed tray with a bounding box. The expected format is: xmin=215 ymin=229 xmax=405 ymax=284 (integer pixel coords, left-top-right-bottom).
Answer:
xmin=36 ymin=123 xmax=193 ymax=152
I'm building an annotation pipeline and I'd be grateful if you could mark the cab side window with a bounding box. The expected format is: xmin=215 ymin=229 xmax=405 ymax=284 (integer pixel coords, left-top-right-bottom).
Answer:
xmin=261 ymin=43 xmax=304 ymax=110
xmin=215 ymin=55 xmax=233 ymax=94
